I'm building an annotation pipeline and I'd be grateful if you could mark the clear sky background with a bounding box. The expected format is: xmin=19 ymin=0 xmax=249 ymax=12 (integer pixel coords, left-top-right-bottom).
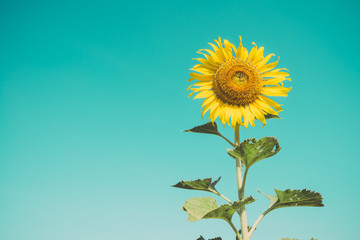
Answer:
xmin=1 ymin=0 xmax=359 ymax=239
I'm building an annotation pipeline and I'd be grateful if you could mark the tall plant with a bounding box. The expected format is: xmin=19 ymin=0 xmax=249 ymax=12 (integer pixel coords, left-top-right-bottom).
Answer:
xmin=173 ymin=36 xmax=323 ymax=240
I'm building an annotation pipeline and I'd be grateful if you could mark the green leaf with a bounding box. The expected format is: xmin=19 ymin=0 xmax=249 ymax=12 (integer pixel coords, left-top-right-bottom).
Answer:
xmin=197 ymin=236 xmax=205 ymax=240
xmin=183 ymin=122 xmax=221 ymax=136
xmin=227 ymin=137 xmax=281 ymax=168
xmin=265 ymin=113 xmax=281 ymax=119
xmin=183 ymin=197 xmax=218 ymax=221
xmin=183 ymin=196 xmax=255 ymax=222
xmin=259 ymin=189 xmax=324 ymax=215
xmin=172 ymin=177 xmax=221 ymax=193
xmin=203 ymin=196 xmax=255 ymax=222
xmin=183 ymin=122 xmax=235 ymax=146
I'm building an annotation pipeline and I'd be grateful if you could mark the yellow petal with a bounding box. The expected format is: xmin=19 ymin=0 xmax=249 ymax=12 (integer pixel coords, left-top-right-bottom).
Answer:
xmin=208 ymin=42 xmax=220 ymax=52
xmin=231 ymin=107 xmax=244 ymax=128
xmin=209 ymin=101 xmax=222 ymax=122
xmin=237 ymin=36 xmax=244 ymax=59
xmin=248 ymin=43 xmax=258 ymax=63
xmin=190 ymin=72 xmax=213 ymax=82
xmin=214 ymin=37 xmax=227 ymax=62
xmin=193 ymin=58 xmax=219 ymax=70
xmin=223 ymin=39 xmax=235 ymax=60
xmin=259 ymin=96 xmax=283 ymax=111
xmin=201 ymin=94 xmax=216 ymax=109
xmin=249 ymin=103 xmax=266 ymax=125
xmin=254 ymin=100 xmax=278 ymax=115
xmin=263 ymin=77 xmax=287 ymax=86
xmin=243 ymin=105 xmax=255 ymax=128
xmin=203 ymin=98 xmax=219 ymax=117
xmin=190 ymin=85 xmax=212 ymax=92
xmin=194 ymin=90 xmax=213 ymax=99
xmin=192 ymin=65 xmax=216 ymax=75
xmin=262 ymin=86 xmax=292 ymax=97
xmin=192 ymin=81 xmax=213 ymax=87
xmin=188 ymin=91 xmax=195 ymax=97
xmin=259 ymin=57 xmax=279 ymax=73
xmin=256 ymin=53 xmax=275 ymax=68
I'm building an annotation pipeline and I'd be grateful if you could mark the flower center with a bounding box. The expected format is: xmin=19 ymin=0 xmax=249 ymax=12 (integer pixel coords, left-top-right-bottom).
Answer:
xmin=213 ymin=59 xmax=263 ymax=106
xmin=231 ymin=71 xmax=249 ymax=86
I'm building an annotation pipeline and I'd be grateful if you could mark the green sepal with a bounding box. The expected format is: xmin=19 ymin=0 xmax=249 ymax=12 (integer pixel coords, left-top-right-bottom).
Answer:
xmin=258 ymin=189 xmax=324 ymax=215
xmin=183 ymin=196 xmax=255 ymax=222
xmin=265 ymin=113 xmax=281 ymax=119
xmin=172 ymin=177 xmax=221 ymax=193
xmin=227 ymin=137 xmax=281 ymax=168
xmin=183 ymin=122 xmax=221 ymax=136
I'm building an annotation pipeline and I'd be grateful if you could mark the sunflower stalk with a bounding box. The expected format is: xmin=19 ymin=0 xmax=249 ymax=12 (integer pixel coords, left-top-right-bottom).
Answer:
xmin=174 ymin=36 xmax=324 ymax=240
xmin=235 ymin=124 xmax=250 ymax=240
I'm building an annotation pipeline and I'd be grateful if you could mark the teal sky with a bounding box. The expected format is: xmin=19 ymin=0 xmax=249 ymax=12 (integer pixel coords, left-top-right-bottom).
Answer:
xmin=1 ymin=0 xmax=359 ymax=239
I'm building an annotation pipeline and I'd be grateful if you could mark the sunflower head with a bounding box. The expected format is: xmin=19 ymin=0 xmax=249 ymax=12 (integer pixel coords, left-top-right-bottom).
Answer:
xmin=188 ymin=36 xmax=292 ymax=129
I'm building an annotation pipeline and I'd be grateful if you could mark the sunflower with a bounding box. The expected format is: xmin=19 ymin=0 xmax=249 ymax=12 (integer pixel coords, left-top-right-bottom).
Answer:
xmin=187 ymin=36 xmax=292 ymax=129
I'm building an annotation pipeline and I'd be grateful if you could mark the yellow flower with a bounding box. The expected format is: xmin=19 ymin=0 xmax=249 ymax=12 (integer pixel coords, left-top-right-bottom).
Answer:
xmin=188 ymin=36 xmax=292 ymax=129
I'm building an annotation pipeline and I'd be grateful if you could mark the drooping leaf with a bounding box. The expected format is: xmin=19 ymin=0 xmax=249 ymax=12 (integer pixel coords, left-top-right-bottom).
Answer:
xmin=227 ymin=137 xmax=281 ymax=168
xmin=183 ymin=197 xmax=218 ymax=221
xmin=183 ymin=122 xmax=221 ymax=136
xmin=172 ymin=177 xmax=221 ymax=193
xmin=265 ymin=113 xmax=281 ymax=119
xmin=183 ymin=122 xmax=235 ymax=146
xmin=259 ymin=189 xmax=324 ymax=215
xmin=183 ymin=196 xmax=255 ymax=223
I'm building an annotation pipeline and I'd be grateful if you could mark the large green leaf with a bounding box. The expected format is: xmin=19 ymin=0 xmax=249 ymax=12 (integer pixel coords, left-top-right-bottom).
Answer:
xmin=183 ymin=197 xmax=218 ymax=221
xmin=227 ymin=137 xmax=281 ymax=168
xmin=172 ymin=177 xmax=221 ymax=193
xmin=183 ymin=122 xmax=221 ymax=136
xmin=259 ymin=189 xmax=324 ymax=215
xmin=183 ymin=196 xmax=255 ymax=222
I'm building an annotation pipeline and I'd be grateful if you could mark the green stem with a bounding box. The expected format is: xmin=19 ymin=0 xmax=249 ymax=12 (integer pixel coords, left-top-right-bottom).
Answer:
xmin=228 ymin=220 xmax=243 ymax=240
xmin=219 ymin=133 xmax=236 ymax=147
xmin=216 ymin=193 xmax=232 ymax=204
xmin=249 ymin=214 xmax=264 ymax=238
xmin=240 ymin=168 xmax=249 ymax=196
xmin=234 ymin=124 xmax=250 ymax=240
